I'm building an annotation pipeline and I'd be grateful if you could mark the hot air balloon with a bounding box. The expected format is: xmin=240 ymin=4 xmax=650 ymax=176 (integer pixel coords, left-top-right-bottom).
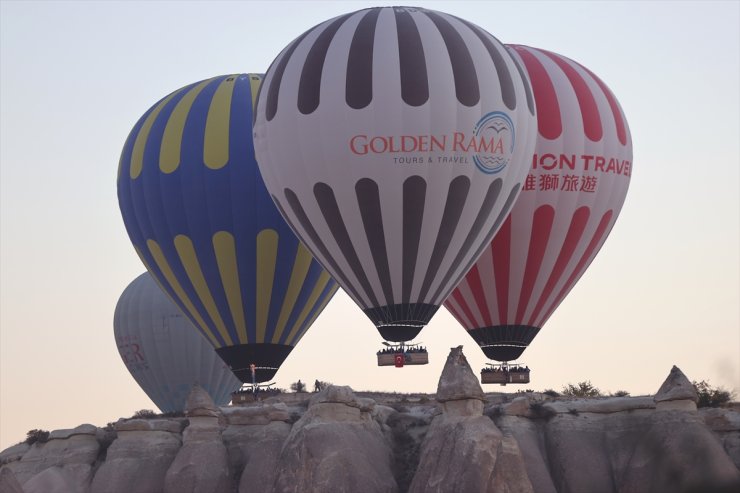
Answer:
xmin=114 ymin=272 xmax=241 ymax=412
xmin=117 ymin=74 xmax=339 ymax=383
xmin=445 ymin=45 xmax=632 ymax=382
xmin=253 ymin=7 xmax=537 ymax=364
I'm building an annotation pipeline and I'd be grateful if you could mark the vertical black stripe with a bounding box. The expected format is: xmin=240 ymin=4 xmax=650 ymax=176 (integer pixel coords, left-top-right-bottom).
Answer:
xmin=423 ymin=11 xmax=479 ymax=107
xmin=346 ymin=8 xmax=380 ymax=109
xmin=356 ymin=178 xmax=394 ymax=305
xmin=279 ymin=191 xmax=364 ymax=306
xmin=298 ymin=14 xmax=353 ymax=115
xmin=456 ymin=17 xmax=517 ymax=111
xmin=265 ymin=29 xmax=314 ymax=121
xmin=402 ymin=176 xmax=426 ymax=304
xmin=439 ymin=183 xmax=521 ymax=303
xmin=429 ymin=178 xmax=502 ymax=302
xmin=395 ymin=9 xmax=429 ymax=106
xmin=417 ymin=176 xmax=471 ymax=303
xmin=313 ymin=183 xmax=380 ymax=308
xmin=508 ymin=48 xmax=535 ymax=116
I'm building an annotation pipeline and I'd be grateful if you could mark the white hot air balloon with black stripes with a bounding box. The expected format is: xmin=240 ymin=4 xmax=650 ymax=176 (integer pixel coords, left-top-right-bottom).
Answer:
xmin=114 ymin=273 xmax=241 ymax=412
xmin=254 ymin=6 xmax=538 ymax=346
xmin=445 ymin=45 xmax=633 ymax=364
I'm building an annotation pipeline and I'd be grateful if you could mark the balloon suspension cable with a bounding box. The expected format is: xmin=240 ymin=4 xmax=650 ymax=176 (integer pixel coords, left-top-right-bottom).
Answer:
xmin=250 ymin=363 xmax=257 ymax=396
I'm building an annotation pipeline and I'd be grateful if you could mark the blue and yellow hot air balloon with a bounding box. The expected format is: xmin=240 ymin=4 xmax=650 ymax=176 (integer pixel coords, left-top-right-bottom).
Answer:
xmin=117 ymin=74 xmax=338 ymax=383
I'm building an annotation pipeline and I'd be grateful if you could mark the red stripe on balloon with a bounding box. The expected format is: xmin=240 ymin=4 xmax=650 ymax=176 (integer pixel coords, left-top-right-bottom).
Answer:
xmin=465 ymin=264 xmax=493 ymax=327
xmin=538 ymin=209 xmax=614 ymax=326
xmin=515 ymin=205 xmax=555 ymax=323
xmin=542 ymin=50 xmax=603 ymax=142
xmin=527 ymin=206 xmax=590 ymax=326
xmin=492 ymin=216 xmax=512 ymax=324
xmin=580 ymin=64 xmax=628 ymax=146
xmin=451 ymin=288 xmax=479 ymax=330
xmin=512 ymin=46 xmax=561 ymax=140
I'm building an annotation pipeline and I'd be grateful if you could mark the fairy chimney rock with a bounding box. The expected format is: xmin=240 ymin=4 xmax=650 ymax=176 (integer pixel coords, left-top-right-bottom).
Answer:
xmin=436 ymin=346 xmax=485 ymax=416
xmin=185 ymin=384 xmax=221 ymax=418
xmin=654 ymin=365 xmax=698 ymax=411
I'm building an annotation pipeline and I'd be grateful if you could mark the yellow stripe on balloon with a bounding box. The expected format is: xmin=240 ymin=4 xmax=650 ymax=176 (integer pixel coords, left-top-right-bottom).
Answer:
xmin=173 ymin=235 xmax=234 ymax=346
xmin=290 ymin=284 xmax=339 ymax=346
xmin=160 ymin=78 xmax=214 ymax=174
xmin=283 ymin=271 xmax=332 ymax=346
xmin=212 ymin=231 xmax=248 ymax=344
xmin=203 ymin=76 xmax=236 ymax=169
xmin=256 ymin=229 xmax=278 ymax=343
xmin=270 ymin=243 xmax=313 ymax=344
xmin=248 ymin=74 xmax=262 ymax=109
xmin=143 ymin=240 xmax=220 ymax=347
xmin=130 ymin=89 xmax=183 ymax=180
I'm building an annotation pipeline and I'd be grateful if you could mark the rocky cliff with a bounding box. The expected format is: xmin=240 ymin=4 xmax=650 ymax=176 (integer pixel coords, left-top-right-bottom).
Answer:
xmin=2 ymin=350 xmax=738 ymax=493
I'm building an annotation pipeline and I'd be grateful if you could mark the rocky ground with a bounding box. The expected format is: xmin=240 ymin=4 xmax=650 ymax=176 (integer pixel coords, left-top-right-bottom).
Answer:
xmin=1 ymin=348 xmax=739 ymax=493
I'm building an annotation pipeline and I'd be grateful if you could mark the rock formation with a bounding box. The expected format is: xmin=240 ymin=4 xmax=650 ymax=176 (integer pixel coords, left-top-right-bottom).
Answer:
xmin=1 ymin=360 xmax=739 ymax=493
xmin=163 ymin=385 xmax=231 ymax=493
xmin=271 ymin=385 xmax=398 ymax=493
xmin=409 ymin=346 xmax=533 ymax=493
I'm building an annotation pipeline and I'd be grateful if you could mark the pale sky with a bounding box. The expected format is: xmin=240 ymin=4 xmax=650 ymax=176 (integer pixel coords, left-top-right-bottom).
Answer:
xmin=1 ymin=0 xmax=738 ymax=449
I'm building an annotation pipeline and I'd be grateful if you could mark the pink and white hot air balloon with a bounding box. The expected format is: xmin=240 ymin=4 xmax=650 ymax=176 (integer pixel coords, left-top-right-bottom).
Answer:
xmin=445 ymin=45 xmax=633 ymax=363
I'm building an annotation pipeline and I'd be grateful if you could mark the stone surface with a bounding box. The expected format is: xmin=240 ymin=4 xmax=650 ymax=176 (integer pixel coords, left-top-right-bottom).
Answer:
xmin=90 ymin=430 xmax=181 ymax=493
xmin=409 ymin=415 xmax=533 ymax=493
xmin=163 ymin=414 xmax=231 ymax=493
xmin=436 ymin=346 xmax=485 ymax=403
xmin=222 ymin=402 xmax=290 ymax=425
xmin=271 ymin=387 xmax=397 ymax=493
xmin=186 ymin=384 xmax=221 ymax=417
xmin=23 ymin=466 xmax=79 ymax=493
xmin=48 ymin=424 xmax=98 ymax=441
xmin=619 ymin=410 xmax=740 ymax=493
xmin=442 ymin=398 xmax=484 ymax=417
xmin=496 ymin=416 xmax=557 ymax=493
xmin=410 ymin=349 xmax=532 ymax=493
xmin=225 ymin=422 xmax=291 ymax=493
xmin=0 ymin=442 xmax=29 ymax=465
xmin=655 ymin=399 xmax=697 ymax=412
xmin=654 ymin=365 xmax=698 ymax=403
xmin=114 ymin=418 xmax=182 ymax=433
xmin=0 ymin=467 xmax=24 ymax=493
xmin=3 ymin=432 xmax=100 ymax=490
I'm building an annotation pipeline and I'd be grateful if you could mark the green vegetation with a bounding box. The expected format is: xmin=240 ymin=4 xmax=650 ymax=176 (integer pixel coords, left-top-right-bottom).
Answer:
xmin=611 ymin=390 xmax=630 ymax=397
xmin=561 ymin=381 xmax=601 ymax=398
xmin=25 ymin=429 xmax=50 ymax=445
xmin=130 ymin=409 xmax=158 ymax=419
xmin=693 ymin=380 xmax=734 ymax=408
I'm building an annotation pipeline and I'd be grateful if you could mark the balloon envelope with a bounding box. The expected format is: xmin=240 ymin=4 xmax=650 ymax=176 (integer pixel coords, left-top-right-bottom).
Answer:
xmin=117 ymin=74 xmax=338 ymax=382
xmin=445 ymin=45 xmax=633 ymax=361
xmin=114 ymin=272 xmax=241 ymax=412
xmin=254 ymin=7 xmax=537 ymax=343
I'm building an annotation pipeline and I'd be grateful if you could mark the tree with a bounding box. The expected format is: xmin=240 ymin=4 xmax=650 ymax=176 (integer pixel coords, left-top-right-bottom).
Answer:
xmin=561 ymin=381 xmax=601 ymax=398
xmin=693 ymin=380 xmax=734 ymax=408
xmin=25 ymin=429 xmax=50 ymax=445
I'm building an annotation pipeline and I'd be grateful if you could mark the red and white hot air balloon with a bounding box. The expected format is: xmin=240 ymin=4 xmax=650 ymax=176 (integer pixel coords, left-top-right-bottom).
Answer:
xmin=445 ymin=45 xmax=632 ymax=363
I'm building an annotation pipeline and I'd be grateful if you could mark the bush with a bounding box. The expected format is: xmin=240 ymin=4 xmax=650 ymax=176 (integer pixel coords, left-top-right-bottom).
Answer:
xmin=130 ymin=409 xmax=158 ymax=419
xmin=611 ymin=390 xmax=630 ymax=397
xmin=693 ymin=380 xmax=734 ymax=408
xmin=543 ymin=389 xmax=560 ymax=397
xmin=25 ymin=429 xmax=50 ymax=445
xmin=562 ymin=381 xmax=601 ymax=398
